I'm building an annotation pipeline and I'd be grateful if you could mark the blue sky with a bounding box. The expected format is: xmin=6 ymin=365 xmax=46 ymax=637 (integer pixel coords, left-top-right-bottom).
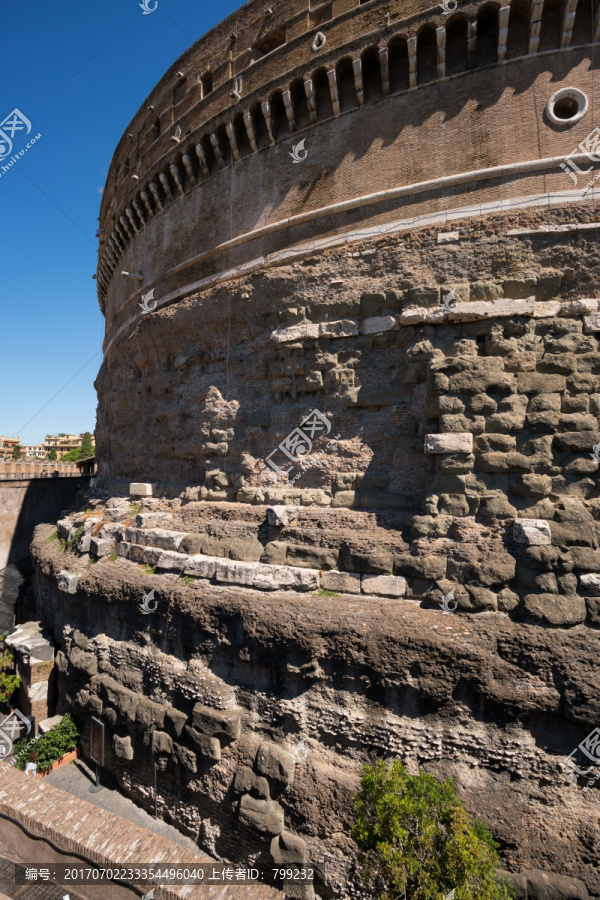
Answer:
xmin=0 ymin=0 xmax=241 ymax=446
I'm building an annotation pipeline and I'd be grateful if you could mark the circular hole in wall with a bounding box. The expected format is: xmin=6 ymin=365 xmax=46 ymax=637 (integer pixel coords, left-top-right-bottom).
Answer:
xmin=546 ymin=87 xmax=588 ymax=126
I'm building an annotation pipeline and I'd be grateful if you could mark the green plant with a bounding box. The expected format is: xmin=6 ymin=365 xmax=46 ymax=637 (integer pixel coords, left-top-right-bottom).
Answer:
xmin=108 ymin=553 xmax=118 ymax=562
xmin=352 ymin=759 xmax=515 ymax=900
xmin=87 ymin=558 xmax=97 ymax=567
xmin=317 ymin=588 xmax=340 ymax=597
xmin=129 ymin=502 xmax=142 ymax=514
xmin=178 ymin=575 xmax=194 ymax=586
xmin=14 ymin=714 xmax=80 ymax=772
xmin=69 ymin=526 xmax=84 ymax=551
xmin=45 ymin=530 xmax=58 ymax=543
xmin=0 ymin=673 xmax=20 ymax=702
xmin=0 ymin=648 xmax=14 ymax=671
xmin=143 ymin=564 xmax=157 ymax=575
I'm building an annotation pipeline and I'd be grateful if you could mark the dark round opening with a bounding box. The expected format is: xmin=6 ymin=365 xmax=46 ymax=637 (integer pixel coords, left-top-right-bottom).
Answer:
xmin=553 ymin=96 xmax=580 ymax=120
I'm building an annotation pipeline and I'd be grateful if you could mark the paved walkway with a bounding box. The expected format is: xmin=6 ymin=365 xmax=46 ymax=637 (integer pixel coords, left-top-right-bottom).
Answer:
xmin=44 ymin=758 xmax=198 ymax=853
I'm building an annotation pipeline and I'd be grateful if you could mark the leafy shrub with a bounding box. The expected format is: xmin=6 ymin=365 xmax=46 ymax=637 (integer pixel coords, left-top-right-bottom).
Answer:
xmin=14 ymin=714 xmax=80 ymax=772
xmin=143 ymin=564 xmax=157 ymax=575
xmin=352 ymin=759 xmax=515 ymax=900
xmin=45 ymin=531 xmax=58 ymax=543
xmin=0 ymin=673 xmax=20 ymax=702
xmin=129 ymin=502 xmax=142 ymax=514
xmin=317 ymin=588 xmax=340 ymax=597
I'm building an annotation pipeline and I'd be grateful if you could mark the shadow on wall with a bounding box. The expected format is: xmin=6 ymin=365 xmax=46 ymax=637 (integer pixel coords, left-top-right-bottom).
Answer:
xmin=0 ymin=477 xmax=91 ymax=627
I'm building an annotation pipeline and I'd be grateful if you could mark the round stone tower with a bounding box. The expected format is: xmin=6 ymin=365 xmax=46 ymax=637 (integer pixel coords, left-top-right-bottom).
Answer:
xmin=80 ymin=0 xmax=600 ymax=890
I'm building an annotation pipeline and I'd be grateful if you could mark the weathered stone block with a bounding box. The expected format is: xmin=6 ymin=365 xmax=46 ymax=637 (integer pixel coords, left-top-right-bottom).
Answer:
xmin=394 ymin=553 xmax=446 ymax=580
xmin=143 ymin=528 xmax=187 ymax=551
xmin=179 ymin=533 xmax=206 ymax=555
xmin=57 ymin=571 xmax=80 ymax=594
xmin=332 ymin=490 xmax=360 ymax=507
xmin=360 ymin=315 xmax=397 ymax=335
xmin=90 ymin=538 xmax=115 ymax=558
xmin=228 ymin=536 xmax=264 ymax=562
xmin=113 ymin=734 xmax=134 ymax=760
xmin=272 ymin=323 xmax=320 ymax=344
xmin=165 ymin=706 xmax=188 ymax=737
xmin=129 ymin=483 xmax=155 ymax=497
xmin=184 ymin=554 xmax=218 ymax=579
xmin=233 ymin=765 xmax=270 ymax=798
xmin=69 ymin=647 xmax=97 ymax=676
xmin=186 ymin=728 xmax=221 ymax=761
xmin=579 ymin=573 xmax=600 ymax=595
xmin=517 ymin=374 xmax=566 ymax=393
xmin=152 ymin=730 xmax=173 ymax=755
xmin=174 ymin=743 xmax=197 ymax=773
xmin=136 ymin=512 xmax=173 ymax=528
xmin=521 ymin=594 xmax=587 ymax=627
xmin=192 ymin=703 xmax=241 ymax=741
xmin=319 ymin=319 xmax=359 ymax=339
xmin=266 ymin=505 xmax=300 ymax=527
xmin=239 ymin=795 xmax=284 ymax=835
xmin=255 ymin=742 xmax=295 ymax=785
xmin=425 ymin=433 xmax=473 ymax=454
xmin=320 ymin=570 xmax=361 ymax=594
xmin=156 ymin=550 xmax=188 ymax=572
xmin=513 ymin=519 xmax=552 ymax=545
xmin=583 ymin=313 xmax=600 ymax=333
xmin=270 ymin=831 xmax=307 ymax=865
xmin=286 ymin=545 xmax=338 ymax=570
xmin=362 ymin=574 xmax=407 ymax=597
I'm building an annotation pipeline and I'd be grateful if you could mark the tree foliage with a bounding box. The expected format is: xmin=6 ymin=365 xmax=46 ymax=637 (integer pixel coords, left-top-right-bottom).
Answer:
xmin=11 ymin=446 xmax=22 ymax=460
xmin=48 ymin=448 xmax=57 ymax=461
xmin=352 ymin=759 xmax=515 ymax=900
xmin=80 ymin=431 xmax=94 ymax=458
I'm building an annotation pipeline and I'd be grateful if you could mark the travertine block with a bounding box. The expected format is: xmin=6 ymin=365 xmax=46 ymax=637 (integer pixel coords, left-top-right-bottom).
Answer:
xmin=136 ymin=512 xmax=173 ymax=528
xmin=361 ymin=574 xmax=407 ymax=597
xmin=321 ymin=570 xmax=361 ymax=593
xmin=90 ymin=538 xmax=115 ymax=558
xmin=57 ymin=571 xmax=80 ymax=594
xmin=579 ymin=573 xmax=600 ymax=595
xmin=319 ymin=319 xmax=359 ymax=338
xmin=437 ymin=230 xmax=460 ymax=243
xmin=560 ymin=298 xmax=600 ymax=316
xmin=184 ymin=554 xmax=218 ymax=579
xmin=425 ymin=433 xmax=474 ymax=454
xmin=266 ymin=505 xmax=300 ymax=527
xmin=129 ymin=483 xmax=155 ymax=497
xmin=360 ymin=315 xmax=398 ymax=334
xmin=271 ymin=323 xmax=320 ymax=344
xmin=513 ymin=518 xmax=552 ymax=545
xmin=583 ymin=313 xmax=600 ymax=332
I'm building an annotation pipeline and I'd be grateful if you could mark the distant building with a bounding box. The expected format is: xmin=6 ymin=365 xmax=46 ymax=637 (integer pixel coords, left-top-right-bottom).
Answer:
xmin=42 ymin=433 xmax=95 ymax=460
xmin=0 ymin=436 xmax=21 ymax=457
xmin=22 ymin=444 xmax=45 ymax=459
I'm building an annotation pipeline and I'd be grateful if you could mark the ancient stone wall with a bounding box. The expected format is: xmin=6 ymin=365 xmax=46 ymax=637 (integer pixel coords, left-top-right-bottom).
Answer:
xmin=31 ymin=519 xmax=600 ymax=897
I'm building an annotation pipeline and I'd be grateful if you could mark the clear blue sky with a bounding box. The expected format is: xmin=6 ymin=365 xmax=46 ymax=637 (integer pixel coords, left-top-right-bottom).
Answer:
xmin=0 ymin=0 xmax=242 ymax=446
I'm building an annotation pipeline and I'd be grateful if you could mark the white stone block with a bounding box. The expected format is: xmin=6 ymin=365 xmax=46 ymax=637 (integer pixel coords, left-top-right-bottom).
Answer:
xmin=360 ymin=315 xmax=398 ymax=335
xmin=29 ymin=681 xmax=49 ymax=703
xmin=124 ymin=543 xmax=161 ymax=565
xmin=272 ymin=323 xmax=320 ymax=345
xmin=129 ymin=482 xmax=155 ymax=497
xmin=513 ymin=518 xmax=552 ymax=545
xmin=361 ymin=574 xmax=407 ymax=597
xmin=253 ymin=564 xmax=319 ymax=592
xmin=583 ymin=313 xmax=600 ymax=333
xmin=437 ymin=230 xmax=460 ymax=243
xmin=78 ymin=534 xmax=92 ymax=553
xmin=57 ymin=517 xmax=73 ymax=539
xmin=38 ymin=715 xmax=63 ymax=734
xmin=579 ymin=573 xmax=600 ymax=595
xmin=143 ymin=528 xmax=187 ymax=551
xmin=216 ymin=560 xmax=256 ymax=586
xmin=319 ymin=319 xmax=359 ymax=339
xmin=82 ymin=518 xmax=102 ymax=534
xmin=449 ymin=298 xmax=535 ymax=322
xmin=425 ymin=433 xmax=473 ymax=454
xmin=135 ymin=512 xmax=174 ymax=528
xmin=184 ymin=554 xmax=218 ymax=579
xmin=266 ymin=506 xmax=300 ymax=527
xmin=57 ymin=571 xmax=80 ymax=594
xmin=156 ymin=550 xmax=188 ymax=572
xmin=90 ymin=537 xmax=115 ymax=558
xmin=560 ymin=298 xmax=600 ymax=316
xmin=399 ymin=306 xmax=428 ymax=325
xmin=532 ymin=301 xmax=561 ymax=318
xmin=321 ymin=570 xmax=361 ymax=594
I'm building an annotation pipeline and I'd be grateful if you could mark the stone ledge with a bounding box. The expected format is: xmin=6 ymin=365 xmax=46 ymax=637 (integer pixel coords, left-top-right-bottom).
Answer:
xmin=425 ymin=433 xmax=474 ymax=454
